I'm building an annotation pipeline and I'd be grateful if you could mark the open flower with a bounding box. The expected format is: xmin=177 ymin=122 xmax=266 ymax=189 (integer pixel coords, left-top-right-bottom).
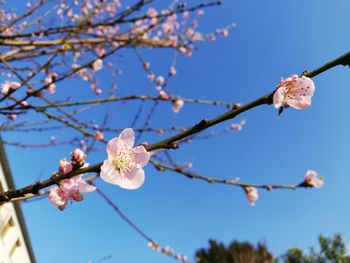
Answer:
xmin=49 ymin=175 xmax=96 ymax=210
xmin=273 ymin=74 xmax=315 ymax=110
xmin=243 ymin=186 xmax=259 ymax=206
xmin=100 ymin=128 xmax=150 ymax=189
xmin=303 ymin=170 xmax=324 ymax=188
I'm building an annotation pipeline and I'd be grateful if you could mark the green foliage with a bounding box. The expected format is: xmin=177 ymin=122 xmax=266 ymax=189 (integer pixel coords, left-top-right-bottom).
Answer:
xmin=195 ymin=239 xmax=276 ymax=263
xmin=282 ymin=233 xmax=350 ymax=263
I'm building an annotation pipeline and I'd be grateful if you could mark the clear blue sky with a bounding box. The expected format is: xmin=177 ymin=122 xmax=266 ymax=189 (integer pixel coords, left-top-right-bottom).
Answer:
xmin=3 ymin=0 xmax=350 ymax=262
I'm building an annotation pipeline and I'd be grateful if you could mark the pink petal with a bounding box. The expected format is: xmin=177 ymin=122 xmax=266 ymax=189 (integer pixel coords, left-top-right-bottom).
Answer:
xmin=77 ymin=178 xmax=96 ymax=194
xmin=304 ymin=170 xmax=317 ymax=181
xmin=286 ymin=96 xmax=312 ymax=109
xmin=133 ymin=146 xmax=150 ymax=167
xmin=49 ymin=186 xmax=67 ymax=207
xmin=119 ymin=128 xmax=135 ymax=149
xmin=273 ymin=87 xmax=286 ymax=108
xmin=100 ymin=159 xmax=121 ymax=185
xmin=107 ymin=136 xmax=123 ymax=156
xmin=119 ymin=168 xmax=145 ymax=190
xmin=124 ymin=166 xmax=141 ymax=180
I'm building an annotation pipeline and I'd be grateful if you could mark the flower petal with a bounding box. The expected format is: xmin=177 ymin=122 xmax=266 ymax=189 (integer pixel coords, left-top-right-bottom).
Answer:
xmin=100 ymin=159 xmax=121 ymax=185
xmin=119 ymin=168 xmax=145 ymax=190
xmin=49 ymin=186 xmax=67 ymax=207
xmin=78 ymin=180 xmax=96 ymax=194
xmin=273 ymin=87 xmax=286 ymax=109
xmin=119 ymin=128 xmax=135 ymax=148
xmin=133 ymin=146 xmax=150 ymax=167
xmin=286 ymin=96 xmax=312 ymax=109
xmin=107 ymin=136 xmax=123 ymax=156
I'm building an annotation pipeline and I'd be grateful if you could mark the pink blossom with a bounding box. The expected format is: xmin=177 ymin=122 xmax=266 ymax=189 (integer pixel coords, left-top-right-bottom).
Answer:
xmin=1 ymin=81 xmax=20 ymax=94
xmin=147 ymin=73 xmax=155 ymax=81
xmin=94 ymin=131 xmax=104 ymax=141
xmin=159 ymin=90 xmax=170 ymax=100
xmin=273 ymin=74 xmax=315 ymax=110
xmin=178 ymin=46 xmax=187 ymax=54
xmin=230 ymin=123 xmax=242 ymax=131
xmin=71 ymin=148 xmax=86 ymax=164
xmin=46 ymin=83 xmax=56 ymax=94
xmin=182 ymin=11 xmax=190 ymax=20
xmin=6 ymin=114 xmax=17 ymax=120
xmin=49 ymin=175 xmax=96 ymax=210
xmin=100 ymin=128 xmax=150 ymax=189
xmin=244 ymin=186 xmax=259 ymax=206
xmin=220 ymin=29 xmax=229 ymax=38
xmin=59 ymin=158 xmax=73 ymax=174
xmin=49 ymin=186 xmax=67 ymax=210
xmin=20 ymin=101 xmax=29 ymax=107
xmin=143 ymin=62 xmax=150 ymax=70
xmin=92 ymin=59 xmax=103 ymax=71
xmin=230 ymin=120 xmax=246 ymax=131
xmin=147 ymin=8 xmax=158 ymax=18
xmin=156 ymin=76 xmax=165 ymax=86
xmin=91 ymin=83 xmax=102 ymax=95
xmin=172 ymin=99 xmax=184 ymax=113
xmin=304 ymin=170 xmax=324 ymax=188
xmin=169 ymin=66 xmax=176 ymax=76
xmin=197 ymin=10 xmax=204 ymax=17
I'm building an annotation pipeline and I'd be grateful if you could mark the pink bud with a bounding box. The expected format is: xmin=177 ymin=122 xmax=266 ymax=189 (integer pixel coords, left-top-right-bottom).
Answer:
xmin=59 ymin=158 xmax=73 ymax=174
xmin=94 ymin=131 xmax=104 ymax=141
xmin=71 ymin=148 xmax=86 ymax=164
xmin=244 ymin=186 xmax=259 ymax=206
xmin=172 ymin=99 xmax=184 ymax=113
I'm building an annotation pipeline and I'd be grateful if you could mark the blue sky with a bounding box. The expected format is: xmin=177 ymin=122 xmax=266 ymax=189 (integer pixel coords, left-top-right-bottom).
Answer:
xmin=3 ymin=0 xmax=350 ymax=262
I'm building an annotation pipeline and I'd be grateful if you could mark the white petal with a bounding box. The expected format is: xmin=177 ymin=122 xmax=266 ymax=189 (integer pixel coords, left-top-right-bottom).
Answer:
xmin=100 ymin=160 xmax=121 ymax=185
xmin=78 ymin=182 xmax=96 ymax=194
xmin=119 ymin=128 xmax=135 ymax=148
xmin=273 ymin=87 xmax=285 ymax=108
xmin=118 ymin=168 xmax=145 ymax=190
xmin=133 ymin=146 xmax=150 ymax=167
xmin=107 ymin=137 xmax=122 ymax=155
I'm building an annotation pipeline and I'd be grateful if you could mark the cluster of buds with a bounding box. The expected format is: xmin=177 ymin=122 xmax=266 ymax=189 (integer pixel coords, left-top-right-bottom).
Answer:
xmin=70 ymin=148 xmax=87 ymax=169
xmin=147 ymin=241 xmax=192 ymax=263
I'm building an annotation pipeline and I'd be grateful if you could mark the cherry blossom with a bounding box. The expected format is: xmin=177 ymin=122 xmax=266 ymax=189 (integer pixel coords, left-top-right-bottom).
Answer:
xmin=304 ymin=170 xmax=324 ymax=188
xmin=273 ymin=74 xmax=315 ymax=110
xmin=71 ymin=148 xmax=85 ymax=162
xmin=92 ymin=59 xmax=103 ymax=71
xmin=159 ymin=90 xmax=170 ymax=100
xmin=169 ymin=66 xmax=177 ymax=76
xmin=172 ymin=99 xmax=184 ymax=113
xmin=1 ymin=81 xmax=20 ymax=94
xmin=94 ymin=131 xmax=104 ymax=141
xmin=100 ymin=128 xmax=150 ymax=189
xmin=244 ymin=186 xmax=259 ymax=206
xmin=7 ymin=114 xmax=17 ymax=120
xmin=49 ymin=175 xmax=96 ymax=210
xmin=50 ymin=153 xmax=95 ymax=210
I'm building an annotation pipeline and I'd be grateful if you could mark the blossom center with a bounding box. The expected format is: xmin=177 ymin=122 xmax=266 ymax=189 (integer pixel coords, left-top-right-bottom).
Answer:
xmin=112 ymin=147 xmax=135 ymax=175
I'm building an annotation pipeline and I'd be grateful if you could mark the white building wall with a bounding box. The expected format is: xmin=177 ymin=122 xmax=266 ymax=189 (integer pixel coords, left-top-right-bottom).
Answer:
xmin=0 ymin=160 xmax=33 ymax=263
